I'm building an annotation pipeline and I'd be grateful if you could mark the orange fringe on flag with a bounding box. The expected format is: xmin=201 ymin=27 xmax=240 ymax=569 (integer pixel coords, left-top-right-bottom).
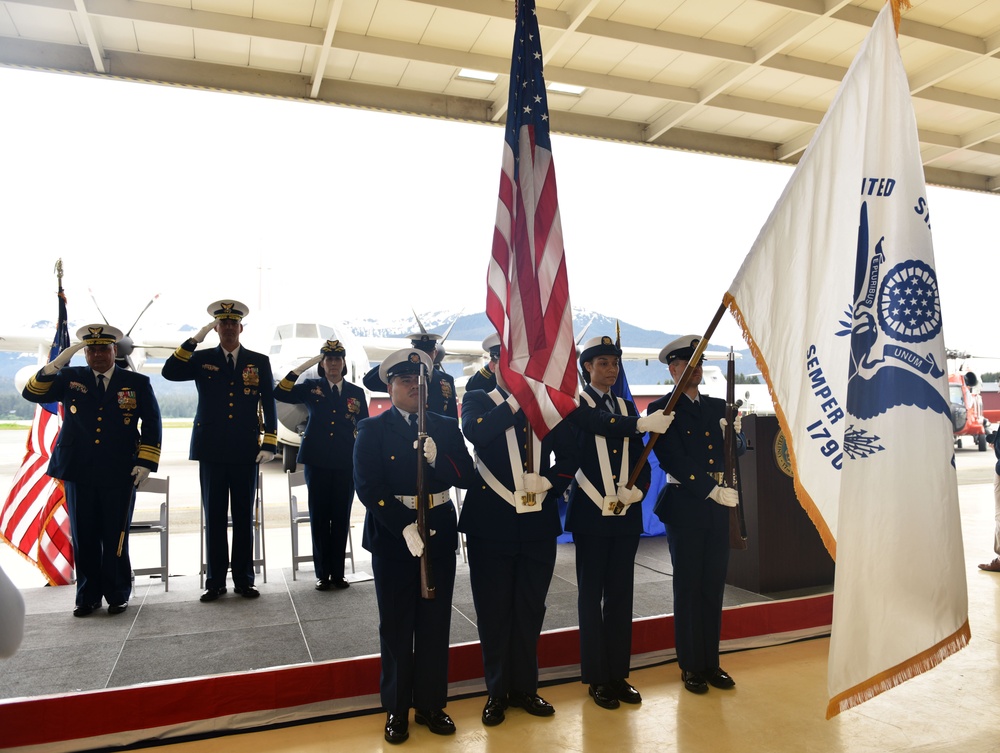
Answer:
xmin=890 ymin=0 xmax=912 ymax=36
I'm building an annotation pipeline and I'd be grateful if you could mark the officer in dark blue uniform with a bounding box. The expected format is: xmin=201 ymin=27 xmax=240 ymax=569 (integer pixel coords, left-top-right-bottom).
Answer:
xmin=648 ymin=335 xmax=745 ymax=695
xmin=23 ymin=324 xmax=161 ymax=617
xmin=161 ymin=300 xmax=277 ymax=603
xmin=459 ymin=364 xmax=577 ymax=726
xmin=275 ymin=339 xmax=368 ymax=591
xmin=465 ymin=333 xmax=500 ymax=393
xmin=353 ymin=348 xmax=475 ymax=744
xmin=407 ymin=332 xmax=458 ymax=419
xmin=565 ymin=335 xmax=673 ymax=709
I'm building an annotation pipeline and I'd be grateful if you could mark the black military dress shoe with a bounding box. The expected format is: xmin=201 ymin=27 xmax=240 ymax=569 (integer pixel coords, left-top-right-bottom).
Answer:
xmin=384 ymin=712 xmax=409 ymax=744
xmin=73 ymin=603 xmax=100 ymax=618
xmin=315 ymin=578 xmax=331 ymax=591
xmin=481 ymin=695 xmax=507 ymax=726
xmin=706 ymin=667 xmax=736 ymax=689
xmin=332 ymin=577 xmax=350 ymax=589
xmin=234 ymin=584 xmax=260 ymax=599
xmin=414 ymin=708 xmax=456 ymax=735
xmin=588 ymin=684 xmax=620 ymax=709
xmin=200 ymin=587 xmax=227 ymax=603
xmin=508 ymin=690 xmax=555 ymax=716
xmin=611 ymin=679 xmax=642 ymax=704
xmin=681 ymin=670 xmax=709 ymax=694
xmin=107 ymin=603 xmax=128 ymax=615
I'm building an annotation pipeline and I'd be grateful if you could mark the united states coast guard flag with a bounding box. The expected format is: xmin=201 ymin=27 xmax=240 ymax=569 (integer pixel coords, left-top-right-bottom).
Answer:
xmin=486 ymin=0 xmax=579 ymax=438
xmin=725 ymin=3 xmax=969 ymax=717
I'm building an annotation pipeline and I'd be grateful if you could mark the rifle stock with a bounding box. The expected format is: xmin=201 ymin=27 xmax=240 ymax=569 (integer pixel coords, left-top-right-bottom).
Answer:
xmin=416 ymin=366 xmax=435 ymax=599
xmin=725 ymin=349 xmax=748 ymax=550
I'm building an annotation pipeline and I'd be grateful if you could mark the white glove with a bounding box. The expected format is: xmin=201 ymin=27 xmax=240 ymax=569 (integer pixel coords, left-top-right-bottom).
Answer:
xmin=709 ymin=486 xmax=739 ymax=508
xmin=42 ymin=341 xmax=87 ymax=375
xmin=522 ymin=472 xmax=553 ymax=495
xmin=422 ymin=436 xmax=437 ymax=466
xmin=402 ymin=522 xmax=425 ymax=558
xmin=720 ymin=415 xmax=743 ymax=433
xmin=191 ymin=321 xmax=216 ymax=344
xmin=293 ymin=354 xmax=324 ymax=376
xmin=255 ymin=450 xmax=275 ymax=464
xmin=131 ymin=466 xmax=150 ymax=488
xmin=506 ymin=393 xmax=520 ymax=413
xmin=637 ymin=410 xmax=674 ymax=435
xmin=616 ymin=484 xmax=643 ymax=506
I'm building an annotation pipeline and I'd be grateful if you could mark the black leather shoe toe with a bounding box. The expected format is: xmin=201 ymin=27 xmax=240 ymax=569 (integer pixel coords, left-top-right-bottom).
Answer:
xmin=73 ymin=603 xmax=99 ymax=618
xmin=315 ymin=578 xmax=331 ymax=591
xmin=612 ymin=679 xmax=642 ymax=704
xmin=199 ymin=587 xmax=227 ymax=603
xmin=508 ymin=690 xmax=555 ymax=717
xmin=384 ymin=713 xmax=409 ymax=744
xmin=706 ymin=667 xmax=736 ymax=689
xmin=481 ymin=696 xmax=506 ymax=726
xmin=414 ymin=708 xmax=456 ymax=735
xmin=588 ymin=684 xmax=620 ymax=710
xmin=234 ymin=584 xmax=260 ymax=599
xmin=682 ymin=670 xmax=709 ymax=694
xmin=332 ymin=577 xmax=350 ymax=589
xmin=107 ymin=602 xmax=128 ymax=615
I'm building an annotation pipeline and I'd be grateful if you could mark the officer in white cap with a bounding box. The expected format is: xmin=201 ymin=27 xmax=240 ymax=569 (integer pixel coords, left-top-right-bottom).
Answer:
xmin=352 ymin=348 xmax=475 ymax=744
xmin=565 ymin=335 xmax=673 ymax=710
xmin=647 ymin=335 xmax=745 ymax=695
xmin=407 ymin=332 xmax=458 ymax=419
xmin=466 ymin=332 xmax=501 ymax=393
xmin=161 ymin=300 xmax=277 ymax=603
xmin=275 ymin=339 xmax=368 ymax=591
xmin=23 ymin=324 xmax=161 ymax=617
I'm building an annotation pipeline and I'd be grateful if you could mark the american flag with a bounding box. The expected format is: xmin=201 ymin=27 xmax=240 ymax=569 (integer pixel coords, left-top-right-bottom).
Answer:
xmin=1 ymin=280 xmax=74 ymax=585
xmin=486 ymin=0 xmax=579 ymax=439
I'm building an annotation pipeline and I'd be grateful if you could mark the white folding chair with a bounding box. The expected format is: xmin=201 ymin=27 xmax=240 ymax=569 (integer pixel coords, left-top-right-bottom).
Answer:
xmin=199 ymin=471 xmax=267 ymax=587
xmin=287 ymin=469 xmax=355 ymax=580
xmin=130 ymin=475 xmax=170 ymax=591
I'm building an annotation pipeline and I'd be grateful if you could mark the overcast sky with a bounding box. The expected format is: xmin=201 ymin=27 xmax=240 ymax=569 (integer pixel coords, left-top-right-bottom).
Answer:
xmin=1 ymin=65 xmax=997 ymax=363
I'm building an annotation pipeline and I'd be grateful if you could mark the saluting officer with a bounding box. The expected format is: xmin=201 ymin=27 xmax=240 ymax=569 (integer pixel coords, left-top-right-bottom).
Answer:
xmin=407 ymin=332 xmax=458 ymax=419
xmin=353 ymin=348 xmax=475 ymax=745
xmin=460 ymin=361 xmax=577 ymax=726
xmin=275 ymin=339 xmax=368 ymax=590
xmin=22 ymin=325 xmax=161 ymax=617
xmin=648 ymin=335 xmax=745 ymax=695
xmin=161 ymin=300 xmax=277 ymax=603
xmin=566 ymin=335 xmax=673 ymax=709
xmin=465 ymin=333 xmax=500 ymax=393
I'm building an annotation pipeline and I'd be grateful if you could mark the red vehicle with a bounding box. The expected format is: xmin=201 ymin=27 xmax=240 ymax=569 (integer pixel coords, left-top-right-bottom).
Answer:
xmin=949 ymin=366 xmax=990 ymax=451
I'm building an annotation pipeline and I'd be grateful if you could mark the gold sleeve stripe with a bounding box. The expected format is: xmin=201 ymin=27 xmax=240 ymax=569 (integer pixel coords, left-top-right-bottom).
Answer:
xmin=263 ymin=432 xmax=278 ymax=444
xmin=24 ymin=376 xmax=52 ymax=397
xmin=171 ymin=346 xmax=193 ymax=362
xmin=278 ymin=378 xmax=296 ymax=391
xmin=137 ymin=445 xmax=161 ymax=463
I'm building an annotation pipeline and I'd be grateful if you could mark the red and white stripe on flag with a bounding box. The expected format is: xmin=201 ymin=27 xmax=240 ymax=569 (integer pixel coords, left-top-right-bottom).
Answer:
xmin=486 ymin=0 xmax=578 ymax=439
xmin=1 ymin=403 xmax=74 ymax=585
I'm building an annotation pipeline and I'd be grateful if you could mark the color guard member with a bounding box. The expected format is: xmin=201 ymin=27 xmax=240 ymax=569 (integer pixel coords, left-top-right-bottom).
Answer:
xmin=465 ymin=333 xmax=500 ymax=393
xmin=22 ymin=325 xmax=161 ymax=617
xmin=161 ymin=300 xmax=277 ymax=603
xmin=353 ymin=348 xmax=475 ymax=744
xmin=648 ymin=335 xmax=745 ymax=695
xmin=275 ymin=339 xmax=368 ymax=590
xmin=566 ymin=335 xmax=673 ymax=708
xmin=407 ymin=332 xmax=458 ymax=419
xmin=460 ymin=362 xmax=577 ymax=725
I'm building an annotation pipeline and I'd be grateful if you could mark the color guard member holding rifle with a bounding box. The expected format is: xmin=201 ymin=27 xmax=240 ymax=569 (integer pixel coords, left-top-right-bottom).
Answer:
xmin=566 ymin=336 xmax=675 ymax=709
xmin=648 ymin=335 xmax=746 ymax=695
xmin=353 ymin=348 xmax=474 ymax=744
xmin=460 ymin=357 xmax=578 ymax=725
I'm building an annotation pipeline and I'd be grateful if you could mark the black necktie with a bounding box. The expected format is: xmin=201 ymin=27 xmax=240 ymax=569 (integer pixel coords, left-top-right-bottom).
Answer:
xmin=97 ymin=374 xmax=106 ymax=398
xmin=605 ymin=394 xmax=616 ymax=414
xmin=227 ymin=352 xmax=235 ymax=375
xmin=409 ymin=413 xmax=418 ymax=432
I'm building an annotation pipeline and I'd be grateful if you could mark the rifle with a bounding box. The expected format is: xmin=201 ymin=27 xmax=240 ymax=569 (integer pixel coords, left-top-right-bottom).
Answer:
xmin=416 ymin=364 xmax=436 ymax=600
xmin=725 ymin=348 xmax=748 ymax=550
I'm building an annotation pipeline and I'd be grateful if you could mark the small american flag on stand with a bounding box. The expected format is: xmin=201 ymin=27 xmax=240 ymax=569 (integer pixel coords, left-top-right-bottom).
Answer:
xmin=1 ymin=265 xmax=75 ymax=585
xmin=486 ymin=0 xmax=579 ymax=439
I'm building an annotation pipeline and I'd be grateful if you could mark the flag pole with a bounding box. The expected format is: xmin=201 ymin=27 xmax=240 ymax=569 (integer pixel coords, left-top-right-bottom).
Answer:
xmin=624 ymin=301 xmax=728 ymax=489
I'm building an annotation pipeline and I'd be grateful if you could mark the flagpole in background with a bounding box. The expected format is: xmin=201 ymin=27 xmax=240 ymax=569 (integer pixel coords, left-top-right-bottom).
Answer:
xmin=1 ymin=260 xmax=75 ymax=586
xmin=486 ymin=0 xmax=579 ymax=440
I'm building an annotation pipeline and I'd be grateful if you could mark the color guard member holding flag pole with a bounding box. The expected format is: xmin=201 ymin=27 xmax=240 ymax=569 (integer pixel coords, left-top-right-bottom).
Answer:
xmin=22 ymin=324 xmax=162 ymax=617
xmin=353 ymin=348 xmax=474 ymax=745
xmin=566 ymin=335 xmax=674 ymax=709
xmin=648 ymin=335 xmax=745 ymax=695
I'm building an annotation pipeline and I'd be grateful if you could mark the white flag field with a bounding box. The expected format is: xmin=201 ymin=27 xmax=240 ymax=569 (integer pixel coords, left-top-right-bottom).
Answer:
xmin=724 ymin=3 xmax=969 ymax=718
